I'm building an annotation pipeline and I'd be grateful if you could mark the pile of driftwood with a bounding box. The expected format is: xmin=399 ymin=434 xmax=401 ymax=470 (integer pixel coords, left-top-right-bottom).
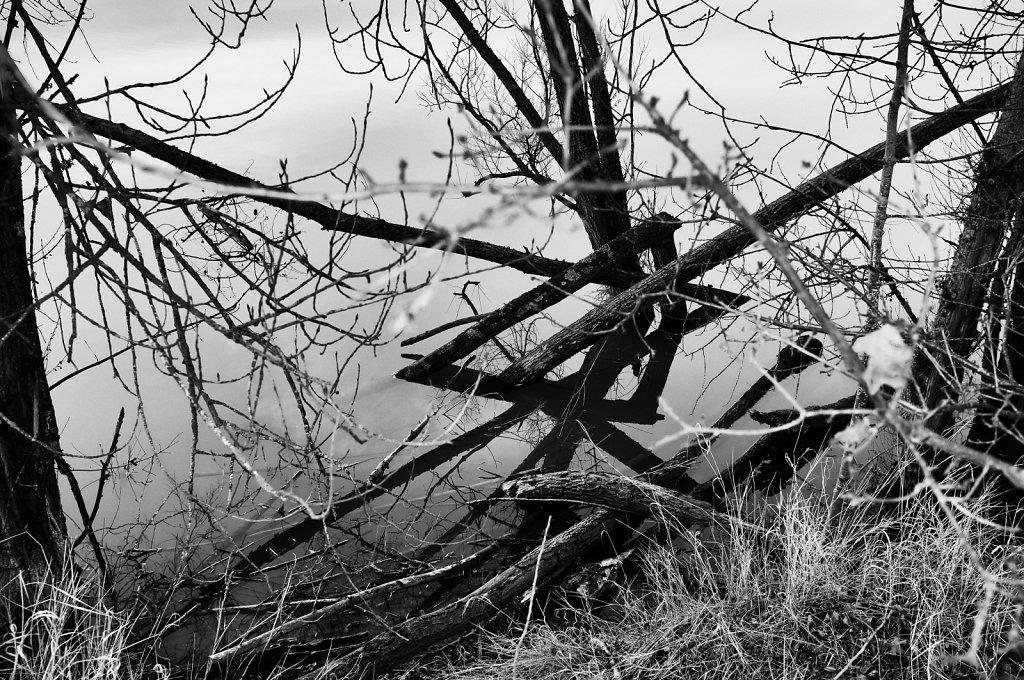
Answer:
xmin=164 ymin=82 xmax=1006 ymax=678
xmin=63 ymin=80 xmax=1009 ymax=678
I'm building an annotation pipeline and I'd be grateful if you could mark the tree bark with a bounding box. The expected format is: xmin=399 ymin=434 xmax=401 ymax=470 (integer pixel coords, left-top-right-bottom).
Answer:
xmin=922 ymin=52 xmax=1024 ymax=424
xmin=501 ymin=470 xmax=715 ymax=521
xmin=961 ymin=206 xmax=1024 ymax=518
xmin=0 ymin=65 xmax=65 ymax=580
xmin=536 ymin=0 xmax=630 ymax=248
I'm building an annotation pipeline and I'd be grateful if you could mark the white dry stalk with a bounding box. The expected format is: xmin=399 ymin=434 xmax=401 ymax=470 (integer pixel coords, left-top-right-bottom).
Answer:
xmin=513 ymin=514 xmax=553 ymax=678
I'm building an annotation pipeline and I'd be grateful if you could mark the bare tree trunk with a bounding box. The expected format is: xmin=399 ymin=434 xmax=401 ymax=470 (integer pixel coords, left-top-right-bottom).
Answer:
xmin=962 ymin=211 xmax=1024 ymax=520
xmin=900 ymin=52 xmax=1024 ymax=514
xmin=922 ymin=51 xmax=1024 ymax=424
xmin=0 ymin=65 xmax=65 ymax=582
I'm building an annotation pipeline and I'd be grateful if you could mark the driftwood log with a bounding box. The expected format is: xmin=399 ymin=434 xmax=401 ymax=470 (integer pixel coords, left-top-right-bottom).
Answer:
xmin=346 ymin=400 xmax=851 ymax=678
xmin=501 ymin=470 xmax=716 ymax=522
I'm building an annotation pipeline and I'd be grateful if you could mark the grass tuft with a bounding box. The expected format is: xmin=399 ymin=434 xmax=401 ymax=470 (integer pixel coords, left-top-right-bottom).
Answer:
xmin=438 ymin=486 xmax=1022 ymax=680
xmin=0 ymin=566 xmax=148 ymax=680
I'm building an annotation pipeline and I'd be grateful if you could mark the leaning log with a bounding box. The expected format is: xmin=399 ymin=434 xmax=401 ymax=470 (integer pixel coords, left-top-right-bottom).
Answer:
xmin=351 ymin=510 xmax=624 ymax=676
xmin=38 ymin=103 xmax=666 ymax=290
xmin=497 ymin=82 xmax=1013 ymax=386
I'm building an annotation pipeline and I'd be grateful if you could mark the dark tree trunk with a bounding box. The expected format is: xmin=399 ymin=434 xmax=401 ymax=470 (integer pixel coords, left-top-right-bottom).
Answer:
xmin=922 ymin=51 xmax=1024 ymax=423
xmin=0 ymin=66 xmax=66 ymax=581
xmin=908 ymin=53 xmax=1024 ymax=516
xmin=962 ymin=213 xmax=1024 ymax=520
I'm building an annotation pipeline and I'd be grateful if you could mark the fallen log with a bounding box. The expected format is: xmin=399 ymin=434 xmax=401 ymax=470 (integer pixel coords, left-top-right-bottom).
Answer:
xmin=501 ymin=470 xmax=715 ymax=522
xmin=351 ymin=510 xmax=624 ymax=677
xmin=396 ymin=217 xmax=748 ymax=380
xmin=349 ymin=398 xmax=853 ymax=678
xmin=209 ymin=545 xmax=499 ymax=664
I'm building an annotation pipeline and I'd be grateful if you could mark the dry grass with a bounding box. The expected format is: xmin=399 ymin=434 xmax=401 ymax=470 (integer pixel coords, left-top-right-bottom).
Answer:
xmin=0 ymin=562 xmax=348 ymax=680
xmin=437 ymin=486 xmax=1024 ymax=680
xmin=0 ymin=566 xmax=151 ymax=680
xmin=6 ymin=478 xmax=1024 ymax=680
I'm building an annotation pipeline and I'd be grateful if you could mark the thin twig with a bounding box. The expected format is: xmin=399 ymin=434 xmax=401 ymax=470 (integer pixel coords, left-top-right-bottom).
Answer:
xmin=400 ymin=313 xmax=489 ymax=346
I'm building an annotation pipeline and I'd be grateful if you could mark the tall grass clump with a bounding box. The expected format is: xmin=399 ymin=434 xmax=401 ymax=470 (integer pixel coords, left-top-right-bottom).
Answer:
xmin=439 ymin=483 xmax=1022 ymax=680
xmin=0 ymin=564 xmax=149 ymax=680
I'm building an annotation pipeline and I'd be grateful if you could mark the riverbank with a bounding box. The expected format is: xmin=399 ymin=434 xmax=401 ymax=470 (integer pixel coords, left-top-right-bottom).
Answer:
xmin=4 ymin=477 xmax=1021 ymax=680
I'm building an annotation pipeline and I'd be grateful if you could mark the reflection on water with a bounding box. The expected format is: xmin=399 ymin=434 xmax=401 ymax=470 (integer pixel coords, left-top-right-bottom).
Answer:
xmin=146 ymin=296 xmax=859 ymax=667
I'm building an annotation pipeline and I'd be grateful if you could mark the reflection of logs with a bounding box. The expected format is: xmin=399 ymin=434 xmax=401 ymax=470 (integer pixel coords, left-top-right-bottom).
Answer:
xmin=701 ymin=395 xmax=856 ymax=502
xmin=211 ymin=312 xmax=830 ymax=671
xmin=347 ymin=398 xmax=854 ymax=677
xmin=224 ymin=339 xmax=834 ymax=672
xmin=710 ymin=334 xmax=824 ymax=434
xmin=258 ymin=341 xmax=831 ymax=670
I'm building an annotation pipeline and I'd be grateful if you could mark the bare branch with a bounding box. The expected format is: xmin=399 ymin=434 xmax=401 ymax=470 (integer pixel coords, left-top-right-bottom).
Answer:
xmin=497 ymin=82 xmax=1011 ymax=385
